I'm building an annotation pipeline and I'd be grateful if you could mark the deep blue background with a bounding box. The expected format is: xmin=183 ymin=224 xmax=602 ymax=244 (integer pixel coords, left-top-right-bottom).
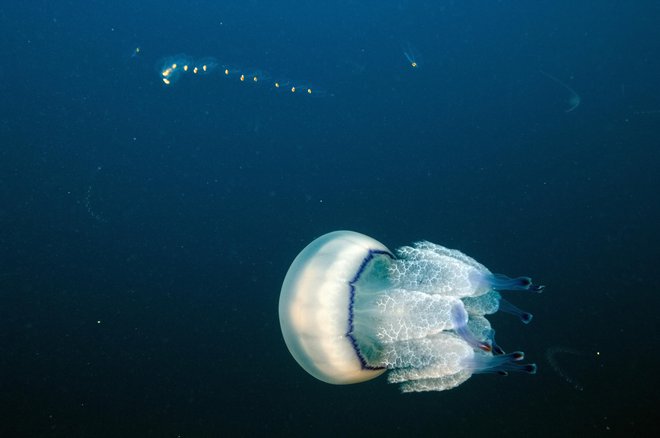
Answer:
xmin=1 ymin=1 xmax=658 ymax=436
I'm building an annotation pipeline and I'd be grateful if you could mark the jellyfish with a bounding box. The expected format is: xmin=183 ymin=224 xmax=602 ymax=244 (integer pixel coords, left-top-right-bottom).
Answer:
xmin=279 ymin=231 xmax=543 ymax=393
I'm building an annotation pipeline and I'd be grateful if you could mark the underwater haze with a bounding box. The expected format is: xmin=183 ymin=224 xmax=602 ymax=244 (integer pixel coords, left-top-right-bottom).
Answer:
xmin=1 ymin=0 xmax=658 ymax=436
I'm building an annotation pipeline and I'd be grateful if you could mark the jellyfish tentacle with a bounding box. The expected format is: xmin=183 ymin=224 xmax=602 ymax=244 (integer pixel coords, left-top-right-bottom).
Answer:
xmin=498 ymin=297 xmax=534 ymax=324
xmin=486 ymin=273 xmax=544 ymax=292
xmin=487 ymin=329 xmax=506 ymax=355
xmin=466 ymin=351 xmax=537 ymax=375
xmin=450 ymin=303 xmax=492 ymax=352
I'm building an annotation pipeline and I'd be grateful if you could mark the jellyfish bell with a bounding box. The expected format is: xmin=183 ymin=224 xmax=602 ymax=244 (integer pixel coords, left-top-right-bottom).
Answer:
xmin=279 ymin=231 xmax=390 ymax=384
xmin=279 ymin=230 xmax=542 ymax=392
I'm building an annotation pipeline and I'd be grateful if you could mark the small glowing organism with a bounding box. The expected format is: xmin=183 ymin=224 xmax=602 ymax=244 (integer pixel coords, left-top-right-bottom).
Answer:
xmin=402 ymin=42 xmax=421 ymax=69
xmin=159 ymin=55 xmax=192 ymax=85
xmin=285 ymin=82 xmax=326 ymax=97
xmin=279 ymin=231 xmax=542 ymax=392
xmin=157 ymin=53 xmax=324 ymax=97
xmin=222 ymin=66 xmax=242 ymax=79
xmin=540 ymin=70 xmax=581 ymax=113
xmin=192 ymin=57 xmax=218 ymax=75
xmin=130 ymin=47 xmax=141 ymax=58
xmin=159 ymin=55 xmax=217 ymax=84
xmin=236 ymin=70 xmax=266 ymax=83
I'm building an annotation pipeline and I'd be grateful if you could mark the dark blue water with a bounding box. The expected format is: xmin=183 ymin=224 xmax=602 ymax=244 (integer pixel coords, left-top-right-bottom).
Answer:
xmin=1 ymin=1 xmax=658 ymax=436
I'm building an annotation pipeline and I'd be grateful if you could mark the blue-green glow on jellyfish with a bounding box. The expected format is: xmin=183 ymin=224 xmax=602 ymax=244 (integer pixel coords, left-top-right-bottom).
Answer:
xmin=279 ymin=231 xmax=543 ymax=393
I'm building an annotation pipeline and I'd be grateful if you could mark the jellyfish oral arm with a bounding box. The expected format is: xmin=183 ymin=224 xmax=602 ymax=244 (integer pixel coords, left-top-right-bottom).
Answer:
xmin=485 ymin=273 xmax=544 ymax=292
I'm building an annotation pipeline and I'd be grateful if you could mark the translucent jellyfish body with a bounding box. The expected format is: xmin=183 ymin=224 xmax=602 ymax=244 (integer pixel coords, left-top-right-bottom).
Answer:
xmin=279 ymin=231 xmax=542 ymax=393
